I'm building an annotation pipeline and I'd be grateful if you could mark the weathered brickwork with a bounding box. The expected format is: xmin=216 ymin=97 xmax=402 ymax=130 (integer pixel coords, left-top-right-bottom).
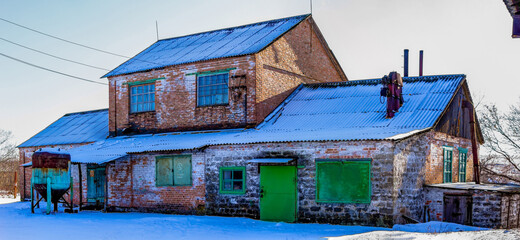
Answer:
xmin=108 ymin=17 xmax=346 ymax=136
xmin=108 ymin=56 xmax=258 ymax=136
xmin=106 ymin=152 xmax=205 ymax=214
xmin=426 ymin=132 xmax=475 ymax=184
xmin=255 ymin=18 xmax=345 ymax=120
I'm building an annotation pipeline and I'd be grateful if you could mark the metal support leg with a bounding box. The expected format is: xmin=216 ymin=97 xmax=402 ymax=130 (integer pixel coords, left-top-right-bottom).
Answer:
xmin=70 ymin=177 xmax=73 ymax=213
xmin=46 ymin=177 xmax=51 ymax=215
xmin=30 ymin=182 xmax=34 ymax=214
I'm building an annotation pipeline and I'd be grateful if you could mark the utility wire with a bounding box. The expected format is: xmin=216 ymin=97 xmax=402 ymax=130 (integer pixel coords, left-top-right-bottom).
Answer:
xmin=0 ymin=52 xmax=108 ymax=86
xmin=0 ymin=37 xmax=110 ymax=71
xmin=0 ymin=17 xmax=130 ymax=59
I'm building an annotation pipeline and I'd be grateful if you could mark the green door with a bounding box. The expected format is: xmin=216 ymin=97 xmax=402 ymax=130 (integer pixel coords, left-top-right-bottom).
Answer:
xmin=260 ymin=166 xmax=297 ymax=222
xmin=87 ymin=167 xmax=106 ymax=204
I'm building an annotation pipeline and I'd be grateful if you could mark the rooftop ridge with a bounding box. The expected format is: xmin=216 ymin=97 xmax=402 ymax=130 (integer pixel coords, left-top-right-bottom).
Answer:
xmin=63 ymin=108 xmax=108 ymax=116
xmin=157 ymin=14 xmax=310 ymax=43
xmin=103 ymin=14 xmax=310 ymax=78
xmin=304 ymin=74 xmax=466 ymax=88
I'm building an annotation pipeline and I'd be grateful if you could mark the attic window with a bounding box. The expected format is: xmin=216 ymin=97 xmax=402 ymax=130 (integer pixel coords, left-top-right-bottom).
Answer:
xmin=197 ymin=73 xmax=229 ymax=106
xmin=130 ymin=83 xmax=155 ymax=113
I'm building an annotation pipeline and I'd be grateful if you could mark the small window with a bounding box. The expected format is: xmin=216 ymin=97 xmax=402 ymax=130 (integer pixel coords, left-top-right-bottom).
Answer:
xmin=130 ymin=84 xmax=155 ymax=113
xmin=156 ymin=155 xmax=192 ymax=186
xmin=219 ymin=167 xmax=246 ymax=194
xmin=443 ymin=147 xmax=453 ymax=183
xmin=197 ymin=73 xmax=229 ymax=106
xmin=459 ymin=148 xmax=468 ymax=182
xmin=316 ymin=159 xmax=371 ymax=203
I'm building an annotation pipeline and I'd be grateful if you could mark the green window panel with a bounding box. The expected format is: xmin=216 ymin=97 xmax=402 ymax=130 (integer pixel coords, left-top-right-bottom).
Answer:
xmin=316 ymin=159 xmax=371 ymax=203
xmin=219 ymin=166 xmax=246 ymax=194
xmin=156 ymin=155 xmax=192 ymax=186
xmin=443 ymin=146 xmax=453 ymax=183
xmin=173 ymin=155 xmax=192 ymax=186
xmin=459 ymin=148 xmax=468 ymax=182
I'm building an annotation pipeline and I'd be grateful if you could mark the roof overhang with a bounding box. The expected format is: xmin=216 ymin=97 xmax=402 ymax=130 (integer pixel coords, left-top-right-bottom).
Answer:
xmin=247 ymin=158 xmax=294 ymax=163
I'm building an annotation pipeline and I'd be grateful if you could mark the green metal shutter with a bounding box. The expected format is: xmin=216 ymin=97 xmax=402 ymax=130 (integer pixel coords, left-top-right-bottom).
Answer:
xmin=173 ymin=155 xmax=191 ymax=186
xmin=316 ymin=160 xmax=371 ymax=203
xmin=156 ymin=157 xmax=173 ymax=186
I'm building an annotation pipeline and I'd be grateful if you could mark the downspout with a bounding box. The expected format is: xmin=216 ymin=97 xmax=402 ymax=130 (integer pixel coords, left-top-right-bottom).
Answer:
xmin=462 ymin=100 xmax=480 ymax=184
xmin=113 ymin=80 xmax=117 ymax=137
xmin=23 ymin=153 xmax=26 ymax=200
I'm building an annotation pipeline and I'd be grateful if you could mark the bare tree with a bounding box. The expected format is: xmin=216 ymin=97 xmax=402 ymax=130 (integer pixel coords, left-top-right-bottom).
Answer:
xmin=0 ymin=129 xmax=17 ymax=196
xmin=479 ymin=102 xmax=520 ymax=184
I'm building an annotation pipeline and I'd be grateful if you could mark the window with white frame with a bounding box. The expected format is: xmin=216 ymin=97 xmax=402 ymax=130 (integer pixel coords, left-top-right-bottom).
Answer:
xmin=197 ymin=73 xmax=229 ymax=106
xmin=130 ymin=84 xmax=155 ymax=113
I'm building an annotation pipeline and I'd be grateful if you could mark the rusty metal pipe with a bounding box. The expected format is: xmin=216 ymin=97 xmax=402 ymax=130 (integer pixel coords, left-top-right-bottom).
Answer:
xmin=462 ymin=100 xmax=480 ymax=184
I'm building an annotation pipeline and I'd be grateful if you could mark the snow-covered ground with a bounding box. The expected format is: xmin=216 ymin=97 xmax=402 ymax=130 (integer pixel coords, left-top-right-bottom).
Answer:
xmin=0 ymin=198 xmax=518 ymax=240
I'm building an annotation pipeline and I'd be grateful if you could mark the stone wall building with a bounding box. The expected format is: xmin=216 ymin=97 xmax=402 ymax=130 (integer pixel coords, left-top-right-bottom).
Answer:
xmin=19 ymin=14 xmax=520 ymax=228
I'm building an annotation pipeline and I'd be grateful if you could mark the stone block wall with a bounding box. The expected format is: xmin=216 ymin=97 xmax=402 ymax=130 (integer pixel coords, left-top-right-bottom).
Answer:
xmin=424 ymin=187 xmax=504 ymax=228
xmin=501 ymin=193 xmax=520 ymax=228
xmin=106 ymin=152 xmax=205 ymax=214
xmin=392 ymin=133 xmax=430 ymax=224
xmin=204 ymin=140 xmax=396 ymax=226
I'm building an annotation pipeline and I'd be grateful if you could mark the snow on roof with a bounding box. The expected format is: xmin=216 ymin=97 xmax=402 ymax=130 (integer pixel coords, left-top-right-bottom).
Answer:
xmin=62 ymin=74 xmax=465 ymax=164
xmin=103 ymin=14 xmax=309 ymax=78
xmin=18 ymin=109 xmax=108 ymax=148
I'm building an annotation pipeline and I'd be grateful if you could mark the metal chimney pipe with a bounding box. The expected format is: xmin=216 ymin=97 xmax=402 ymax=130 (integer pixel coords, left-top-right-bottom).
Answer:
xmin=419 ymin=50 xmax=424 ymax=76
xmin=403 ymin=49 xmax=409 ymax=77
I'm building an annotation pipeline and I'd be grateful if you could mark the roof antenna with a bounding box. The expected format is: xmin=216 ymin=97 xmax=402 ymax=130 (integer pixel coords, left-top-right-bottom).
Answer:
xmin=156 ymin=20 xmax=159 ymax=41
xmin=310 ymin=0 xmax=313 ymax=14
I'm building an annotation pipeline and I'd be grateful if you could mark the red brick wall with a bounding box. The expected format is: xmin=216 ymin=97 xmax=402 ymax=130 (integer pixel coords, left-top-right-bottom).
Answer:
xmin=108 ymin=55 xmax=257 ymax=135
xmin=108 ymin=17 xmax=347 ymax=135
xmin=255 ymin=17 xmax=346 ymax=120
xmin=426 ymin=132 xmax=475 ymax=184
xmin=106 ymin=153 xmax=205 ymax=213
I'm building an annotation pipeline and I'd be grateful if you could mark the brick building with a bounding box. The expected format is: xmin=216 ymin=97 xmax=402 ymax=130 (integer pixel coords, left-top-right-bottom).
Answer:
xmin=18 ymin=14 xmax=520 ymax=227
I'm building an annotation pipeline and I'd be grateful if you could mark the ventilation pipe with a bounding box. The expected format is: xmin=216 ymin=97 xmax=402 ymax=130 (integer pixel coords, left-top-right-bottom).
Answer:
xmin=419 ymin=50 xmax=424 ymax=76
xmin=403 ymin=49 xmax=409 ymax=77
xmin=381 ymin=72 xmax=404 ymax=118
xmin=462 ymin=100 xmax=480 ymax=184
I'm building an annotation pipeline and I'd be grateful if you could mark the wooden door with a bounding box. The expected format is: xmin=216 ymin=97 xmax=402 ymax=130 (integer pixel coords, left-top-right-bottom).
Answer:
xmin=444 ymin=194 xmax=472 ymax=225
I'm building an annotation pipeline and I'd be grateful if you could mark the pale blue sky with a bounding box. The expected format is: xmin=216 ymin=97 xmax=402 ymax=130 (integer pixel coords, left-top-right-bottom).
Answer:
xmin=1 ymin=0 xmax=518 ymax=144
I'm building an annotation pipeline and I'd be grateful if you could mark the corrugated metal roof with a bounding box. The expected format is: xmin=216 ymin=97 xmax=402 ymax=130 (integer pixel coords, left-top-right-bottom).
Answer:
xmin=103 ymin=14 xmax=309 ymax=78
xmin=63 ymin=74 xmax=465 ymax=164
xmin=18 ymin=109 xmax=109 ymax=148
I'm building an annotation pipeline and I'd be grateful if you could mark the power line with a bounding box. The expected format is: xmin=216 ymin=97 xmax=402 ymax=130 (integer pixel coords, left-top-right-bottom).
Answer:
xmin=0 ymin=52 xmax=108 ymax=86
xmin=0 ymin=37 xmax=110 ymax=71
xmin=0 ymin=17 xmax=130 ymax=59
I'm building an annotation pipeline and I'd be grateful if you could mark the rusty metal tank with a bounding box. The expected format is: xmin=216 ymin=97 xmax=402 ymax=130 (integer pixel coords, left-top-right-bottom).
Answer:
xmin=31 ymin=148 xmax=71 ymax=205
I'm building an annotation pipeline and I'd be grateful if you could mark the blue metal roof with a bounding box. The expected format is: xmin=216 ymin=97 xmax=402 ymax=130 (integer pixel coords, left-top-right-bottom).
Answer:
xmin=62 ymin=74 xmax=465 ymax=164
xmin=18 ymin=109 xmax=109 ymax=148
xmin=103 ymin=14 xmax=309 ymax=78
